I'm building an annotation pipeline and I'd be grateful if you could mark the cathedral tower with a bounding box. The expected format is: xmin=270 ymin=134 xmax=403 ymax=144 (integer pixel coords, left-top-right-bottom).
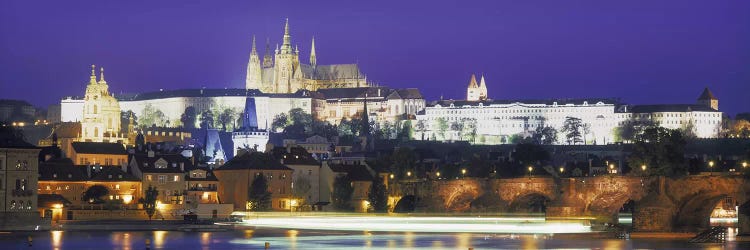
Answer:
xmin=273 ymin=18 xmax=302 ymax=93
xmin=245 ymin=36 xmax=262 ymax=90
xmin=478 ymin=74 xmax=488 ymax=100
xmin=466 ymin=74 xmax=480 ymax=101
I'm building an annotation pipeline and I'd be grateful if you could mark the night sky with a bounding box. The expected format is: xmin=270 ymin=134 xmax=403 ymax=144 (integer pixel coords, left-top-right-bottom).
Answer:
xmin=1 ymin=0 xmax=748 ymax=116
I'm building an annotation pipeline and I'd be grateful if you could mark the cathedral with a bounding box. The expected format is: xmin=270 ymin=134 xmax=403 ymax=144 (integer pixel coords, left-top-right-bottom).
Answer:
xmin=245 ymin=19 xmax=368 ymax=93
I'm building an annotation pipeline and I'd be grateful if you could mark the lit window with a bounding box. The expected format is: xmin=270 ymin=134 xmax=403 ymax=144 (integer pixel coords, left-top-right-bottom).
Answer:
xmin=158 ymin=175 xmax=167 ymax=184
xmin=115 ymin=184 xmax=120 ymax=190
xmin=173 ymin=175 xmax=179 ymax=182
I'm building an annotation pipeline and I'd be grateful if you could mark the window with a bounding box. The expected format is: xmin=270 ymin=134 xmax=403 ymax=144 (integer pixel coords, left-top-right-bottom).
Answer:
xmin=147 ymin=175 xmax=153 ymax=181
xmin=173 ymin=175 xmax=180 ymax=182
xmin=158 ymin=175 xmax=167 ymax=184
xmin=115 ymin=184 xmax=120 ymax=190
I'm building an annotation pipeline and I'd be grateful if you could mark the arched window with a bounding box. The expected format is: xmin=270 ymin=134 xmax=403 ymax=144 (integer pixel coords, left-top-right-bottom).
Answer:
xmin=93 ymin=105 xmax=98 ymax=114
xmin=10 ymin=200 xmax=16 ymax=209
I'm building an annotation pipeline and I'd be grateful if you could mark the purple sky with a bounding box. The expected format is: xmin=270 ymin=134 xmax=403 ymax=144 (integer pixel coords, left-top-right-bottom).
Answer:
xmin=1 ymin=0 xmax=748 ymax=116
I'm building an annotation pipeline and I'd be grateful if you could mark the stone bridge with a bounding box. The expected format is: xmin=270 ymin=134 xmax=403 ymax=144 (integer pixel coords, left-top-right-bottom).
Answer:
xmin=393 ymin=175 xmax=750 ymax=232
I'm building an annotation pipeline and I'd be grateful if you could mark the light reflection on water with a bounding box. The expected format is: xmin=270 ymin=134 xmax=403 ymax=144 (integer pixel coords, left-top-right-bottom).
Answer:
xmin=0 ymin=230 xmax=747 ymax=249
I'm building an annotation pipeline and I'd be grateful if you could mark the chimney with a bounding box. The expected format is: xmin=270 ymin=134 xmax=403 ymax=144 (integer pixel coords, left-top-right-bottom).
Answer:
xmin=180 ymin=162 xmax=184 ymax=172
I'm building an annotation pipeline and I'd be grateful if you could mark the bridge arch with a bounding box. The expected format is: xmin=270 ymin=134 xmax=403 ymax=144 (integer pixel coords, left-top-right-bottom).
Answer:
xmin=508 ymin=192 xmax=553 ymax=213
xmin=587 ymin=191 xmax=638 ymax=218
xmin=444 ymin=188 xmax=481 ymax=212
xmin=674 ymin=192 xmax=741 ymax=230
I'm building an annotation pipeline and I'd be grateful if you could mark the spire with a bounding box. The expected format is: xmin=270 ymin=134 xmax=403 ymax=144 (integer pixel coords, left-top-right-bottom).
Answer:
xmin=262 ymin=37 xmax=273 ymax=67
xmin=98 ymin=67 xmax=106 ymax=84
xmin=275 ymin=43 xmax=279 ymax=54
xmin=89 ymin=64 xmax=97 ymax=85
xmin=310 ymin=37 xmax=317 ymax=67
xmin=251 ymin=35 xmax=257 ymax=55
xmin=479 ymin=74 xmax=486 ymax=88
xmin=295 ymin=44 xmax=299 ymax=54
xmin=467 ymin=74 xmax=478 ymax=88
xmin=280 ymin=18 xmax=292 ymax=54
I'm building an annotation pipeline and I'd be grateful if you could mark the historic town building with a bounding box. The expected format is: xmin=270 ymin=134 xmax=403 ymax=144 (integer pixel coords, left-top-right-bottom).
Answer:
xmin=246 ymin=19 xmax=368 ymax=93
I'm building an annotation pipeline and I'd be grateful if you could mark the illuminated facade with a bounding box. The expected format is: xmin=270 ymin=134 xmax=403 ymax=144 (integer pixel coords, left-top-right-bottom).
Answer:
xmin=415 ymin=81 xmax=723 ymax=144
xmin=70 ymin=142 xmax=128 ymax=166
xmin=129 ymin=153 xmax=192 ymax=205
xmin=213 ymin=151 xmax=293 ymax=211
xmin=246 ymin=19 xmax=368 ymax=93
xmin=80 ymin=65 xmax=127 ymax=143
xmin=38 ymin=163 xmax=142 ymax=206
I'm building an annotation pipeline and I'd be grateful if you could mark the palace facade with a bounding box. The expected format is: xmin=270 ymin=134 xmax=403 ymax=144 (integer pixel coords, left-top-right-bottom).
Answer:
xmin=414 ymin=75 xmax=723 ymax=144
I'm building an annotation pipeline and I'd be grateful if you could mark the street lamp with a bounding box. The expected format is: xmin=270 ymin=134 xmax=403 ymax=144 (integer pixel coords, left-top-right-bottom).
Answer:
xmin=559 ymin=167 xmax=564 ymax=174
xmin=528 ymin=166 xmax=533 ymax=177
xmin=709 ymin=161 xmax=715 ymax=176
xmin=406 ymin=171 xmax=412 ymax=177
xmin=461 ymin=169 xmax=467 ymax=178
xmin=389 ymin=174 xmax=394 ymax=180
xmin=436 ymin=171 xmax=441 ymax=178
xmin=743 ymin=161 xmax=747 ymax=169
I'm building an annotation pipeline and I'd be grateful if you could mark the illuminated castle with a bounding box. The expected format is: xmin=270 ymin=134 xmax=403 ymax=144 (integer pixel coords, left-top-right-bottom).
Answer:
xmin=245 ymin=19 xmax=368 ymax=93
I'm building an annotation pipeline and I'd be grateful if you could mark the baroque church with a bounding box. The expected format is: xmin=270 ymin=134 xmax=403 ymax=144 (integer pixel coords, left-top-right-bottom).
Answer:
xmin=245 ymin=19 xmax=368 ymax=93
xmin=80 ymin=65 xmax=127 ymax=143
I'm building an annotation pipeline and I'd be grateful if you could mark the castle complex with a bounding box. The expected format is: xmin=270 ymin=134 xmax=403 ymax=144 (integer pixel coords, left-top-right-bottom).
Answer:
xmin=245 ymin=19 xmax=367 ymax=93
xmin=57 ymin=19 xmax=723 ymax=148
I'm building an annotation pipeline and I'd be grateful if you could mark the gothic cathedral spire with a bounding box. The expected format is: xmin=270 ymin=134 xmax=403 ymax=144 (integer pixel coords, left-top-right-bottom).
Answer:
xmin=262 ymin=37 xmax=273 ymax=67
xmin=280 ymin=18 xmax=292 ymax=54
xmin=245 ymin=35 xmax=262 ymax=90
xmin=478 ymin=74 xmax=488 ymax=100
xmin=310 ymin=36 xmax=317 ymax=67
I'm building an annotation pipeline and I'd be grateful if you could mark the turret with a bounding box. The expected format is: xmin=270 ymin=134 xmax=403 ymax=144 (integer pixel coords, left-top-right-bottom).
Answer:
xmin=97 ymin=67 xmax=107 ymax=84
xmin=89 ymin=64 xmax=97 ymax=85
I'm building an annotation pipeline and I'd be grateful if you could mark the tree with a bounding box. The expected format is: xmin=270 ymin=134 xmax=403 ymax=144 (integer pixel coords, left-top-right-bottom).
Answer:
xmin=180 ymin=106 xmax=197 ymax=129
xmin=562 ymin=117 xmax=584 ymax=145
xmin=139 ymin=104 xmax=166 ymax=128
xmin=271 ymin=113 xmax=290 ymax=132
xmin=200 ymin=110 xmax=214 ymax=129
xmin=83 ymin=185 xmax=109 ymax=204
xmin=614 ymin=119 xmax=656 ymax=143
xmin=627 ymin=126 xmax=687 ymax=177
xmin=435 ymin=117 xmax=448 ymax=140
xmin=415 ymin=120 xmax=426 ymax=140
xmin=531 ymin=126 xmax=557 ymax=145
xmin=368 ymin=176 xmax=388 ymax=213
xmin=248 ymin=174 xmax=272 ymax=211
xmin=462 ymin=119 xmax=478 ymax=143
xmin=332 ymin=175 xmax=354 ymax=211
xmin=292 ymin=176 xmax=312 ymax=205
xmin=218 ymin=108 xmax=237 ymax=131
xmin=140 ymin=186 xmax=158 ymax=220
xmin=731 ymin=120 xmax=750 ymax=138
